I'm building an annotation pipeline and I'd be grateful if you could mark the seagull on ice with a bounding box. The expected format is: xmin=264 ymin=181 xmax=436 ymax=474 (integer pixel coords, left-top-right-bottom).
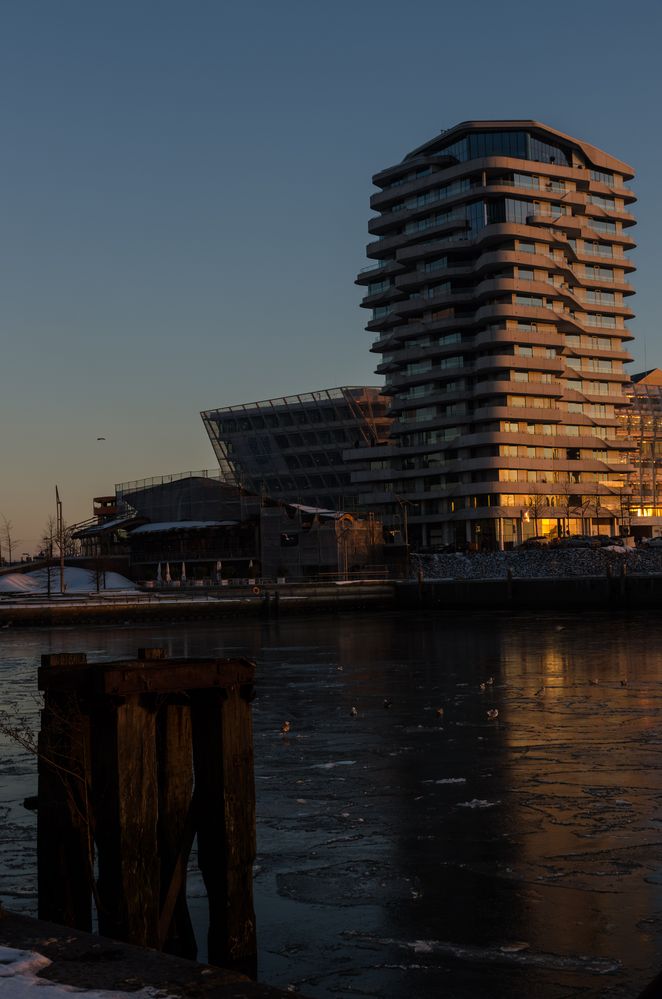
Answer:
xmin=350 ymin=706 xmax=358 ymax=717
xmin=280 ymin=721 xmax=291 ymax=734
xmin=486 ymin=708 xmax=499 ymax=720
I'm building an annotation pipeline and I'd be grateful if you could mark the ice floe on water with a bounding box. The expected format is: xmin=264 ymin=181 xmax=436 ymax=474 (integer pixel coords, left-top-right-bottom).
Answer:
xmin=312 ymin=760 xmax=356 ymax=769
xmin=457 ymin=798 xmax=500 ymax=809
xmin=343 ymin=933 xmax=621 ymax=975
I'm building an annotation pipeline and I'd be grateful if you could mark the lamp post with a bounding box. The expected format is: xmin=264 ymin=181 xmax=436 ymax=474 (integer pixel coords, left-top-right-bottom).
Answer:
xmin=339 ymin=521 xmax=353 ymax=581
xmin=392 ymin=494 xmax=413 ymax=578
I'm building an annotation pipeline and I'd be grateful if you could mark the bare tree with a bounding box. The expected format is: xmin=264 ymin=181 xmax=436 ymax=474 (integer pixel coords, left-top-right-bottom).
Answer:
xmin=41 ymin=516 xmax=57 ymax=597
xmin=0 ymin=514 xmax=17 ymax=565
xmin=526 ymin=493 xmax=548 ymax=538
xmin=557 ymin=480 xmax=584 ymax=537
xmin=42 ymin=515 xmax=78 ymax=558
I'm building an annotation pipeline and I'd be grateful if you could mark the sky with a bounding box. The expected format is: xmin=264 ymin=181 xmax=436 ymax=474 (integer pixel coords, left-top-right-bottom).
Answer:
xmin=1 ymin=0 xmax=661 ymax=551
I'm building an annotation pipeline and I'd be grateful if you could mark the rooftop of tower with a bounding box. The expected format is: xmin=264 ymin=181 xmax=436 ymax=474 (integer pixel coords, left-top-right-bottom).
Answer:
xmin=395 ymin=119 xmax=634 ymax=179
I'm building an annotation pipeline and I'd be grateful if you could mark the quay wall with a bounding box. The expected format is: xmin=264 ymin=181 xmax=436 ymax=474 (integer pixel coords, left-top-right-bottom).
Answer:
xmin=397 ymin=573 xmax=662 ymax=611
xmin=0 ymin=581 xmax=394 ymax=627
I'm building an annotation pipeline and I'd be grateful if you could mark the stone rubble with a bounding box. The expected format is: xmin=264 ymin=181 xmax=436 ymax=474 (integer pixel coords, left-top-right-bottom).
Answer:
xmin=412 ymin=548 xmax=662 ymax=580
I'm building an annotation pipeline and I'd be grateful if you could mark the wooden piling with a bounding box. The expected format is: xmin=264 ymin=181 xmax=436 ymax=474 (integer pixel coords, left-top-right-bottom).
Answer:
xmin=37 ymin=650 xmax=258 ymax=974
xmin=191 ymin=679 xmax=257 ymax=976
xmin=157 ymin=700 xmax=196 ymax=958
xmin=90 ymin=693 xmax=160 ymax=947
xmin=37 ymin=654 xmax=93 ymax=930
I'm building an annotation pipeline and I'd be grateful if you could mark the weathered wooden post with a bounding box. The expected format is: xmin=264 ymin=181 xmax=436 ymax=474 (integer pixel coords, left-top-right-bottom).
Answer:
xmin=152 ymin=655 xmax=196 ymax=958
xmin=191 ymin=671 xmax=257 ymax=976
xmin=89 ymin=690 xmax=160 ymax=947
xmin=37 ymin=649 xmax=258 ymax=973
xmin=37 ymin=653 xmax=93 ymax=931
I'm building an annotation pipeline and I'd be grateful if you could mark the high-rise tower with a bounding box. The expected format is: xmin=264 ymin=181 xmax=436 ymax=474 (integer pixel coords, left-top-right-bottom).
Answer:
xmin=355 ymin=121 xmax=636 ymax=549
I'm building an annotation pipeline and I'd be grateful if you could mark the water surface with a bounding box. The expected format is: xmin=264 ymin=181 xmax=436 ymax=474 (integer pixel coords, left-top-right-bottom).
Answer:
xmin=1 ymin=610 xmax=662 ymax=997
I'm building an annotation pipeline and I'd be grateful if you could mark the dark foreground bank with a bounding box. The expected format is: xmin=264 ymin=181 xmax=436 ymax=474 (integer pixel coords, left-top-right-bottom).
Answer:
xmin=0 ymin=909 xmax=308 ymax=998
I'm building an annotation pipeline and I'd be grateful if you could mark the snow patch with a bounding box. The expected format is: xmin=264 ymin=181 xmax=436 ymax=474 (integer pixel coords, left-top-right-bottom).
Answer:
xmin=0 ymin=945 xmax=174 ymax=997
xmin=0 ymin=567 xmax=136 ymax=594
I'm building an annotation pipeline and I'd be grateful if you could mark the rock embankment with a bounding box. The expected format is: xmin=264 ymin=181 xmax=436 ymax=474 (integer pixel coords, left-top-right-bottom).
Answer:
xmin=413 ymin=548 xmax=662 ymax=579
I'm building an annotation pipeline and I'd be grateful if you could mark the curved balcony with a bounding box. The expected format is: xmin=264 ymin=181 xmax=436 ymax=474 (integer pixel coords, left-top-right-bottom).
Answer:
xmin=473 ymin=326 xmax=565 ymax=351
xmin=355 ymin=258 xmax=404 ymax=286
xmin=584 ymin=205 xmax=636 ymax=228
xmin=472 ymin=404 xmax=564 ymax=423
xmin=472 ymin=379 xmax=563 ymax=401
xmin=525 ymin=212 xmax=584 ymax=236
xmin=372 ymin=152 xmax=459 ymax=190
xmin=369 ymin=171 xmax=448 ymax=212
xmin=366 ymin=215 xmax=470 ymax=258
xmin=359 ymin=285 xmax=405 ymax=309
xmin=390 ymin=288 xmax=475 ymax=320
xmin=394 ymin=260 xmax=478 ymax=291
xmin=368 ymin=184 xmax=484 ymax=236
xmin=587 ymin=180 xmax=636 ymax=205
xmin=473 ymin=353 xmax=565 ymax=376
xmin=577 ymin=248 xmax=636 ymax=274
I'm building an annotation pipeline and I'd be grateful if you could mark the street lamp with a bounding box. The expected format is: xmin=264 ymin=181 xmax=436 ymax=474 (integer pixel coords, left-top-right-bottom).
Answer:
xmin=392 ymin=494 xmax=415 ymax=577
xmin=339 ymin=521 xmax=353 ymax=581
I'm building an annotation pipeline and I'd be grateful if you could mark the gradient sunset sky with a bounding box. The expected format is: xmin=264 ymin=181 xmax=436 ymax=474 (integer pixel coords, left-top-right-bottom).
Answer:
xmin=2 ymin=0 xmax=660 ymax=550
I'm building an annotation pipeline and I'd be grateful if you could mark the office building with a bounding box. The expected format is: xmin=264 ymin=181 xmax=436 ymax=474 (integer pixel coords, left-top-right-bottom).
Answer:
xmin=201 ymin=387 xmax=391 ymax=511
xmin=619 ymin=369 xmax=662 ymax=534
xmin=355 ymin=120 xmax=636 ymax=548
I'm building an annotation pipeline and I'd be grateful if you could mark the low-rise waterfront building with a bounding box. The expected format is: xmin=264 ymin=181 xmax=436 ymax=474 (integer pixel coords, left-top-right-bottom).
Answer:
xmin=75 ymin=471 xmax=388 ymax=582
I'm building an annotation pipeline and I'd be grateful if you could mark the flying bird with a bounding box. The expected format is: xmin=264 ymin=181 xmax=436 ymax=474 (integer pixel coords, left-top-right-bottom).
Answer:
xmin=96 ymin=437 xmax=106 ymax=441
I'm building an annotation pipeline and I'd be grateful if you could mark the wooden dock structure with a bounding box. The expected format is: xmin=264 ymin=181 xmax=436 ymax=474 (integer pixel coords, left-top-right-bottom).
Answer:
xmin=37 ymin=648 xmax=257 ymax=976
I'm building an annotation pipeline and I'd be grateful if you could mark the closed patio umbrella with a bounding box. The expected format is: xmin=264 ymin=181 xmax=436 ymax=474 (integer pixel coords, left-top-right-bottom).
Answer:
xmin=181 ymin=561 xmax=186 ymax=583
xmin=165 ymin=562 xmax=171 ymax=583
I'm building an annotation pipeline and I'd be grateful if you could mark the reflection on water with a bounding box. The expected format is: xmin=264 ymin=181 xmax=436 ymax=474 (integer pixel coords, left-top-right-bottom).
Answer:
xmin=2 ymin=611 xmax=662 ymax=997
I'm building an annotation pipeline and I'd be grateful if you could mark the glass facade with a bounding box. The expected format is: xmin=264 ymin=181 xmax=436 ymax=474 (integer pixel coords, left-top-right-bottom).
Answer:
xmin=433 ymin=130 xmax=571 ymax=167
xmin=202 ymin=388 xmax=392 ymax=512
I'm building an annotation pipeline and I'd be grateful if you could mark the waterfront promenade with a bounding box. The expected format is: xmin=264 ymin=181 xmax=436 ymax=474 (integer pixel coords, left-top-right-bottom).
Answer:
xmin=5 ymin=549 xmax=662 ymax=624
